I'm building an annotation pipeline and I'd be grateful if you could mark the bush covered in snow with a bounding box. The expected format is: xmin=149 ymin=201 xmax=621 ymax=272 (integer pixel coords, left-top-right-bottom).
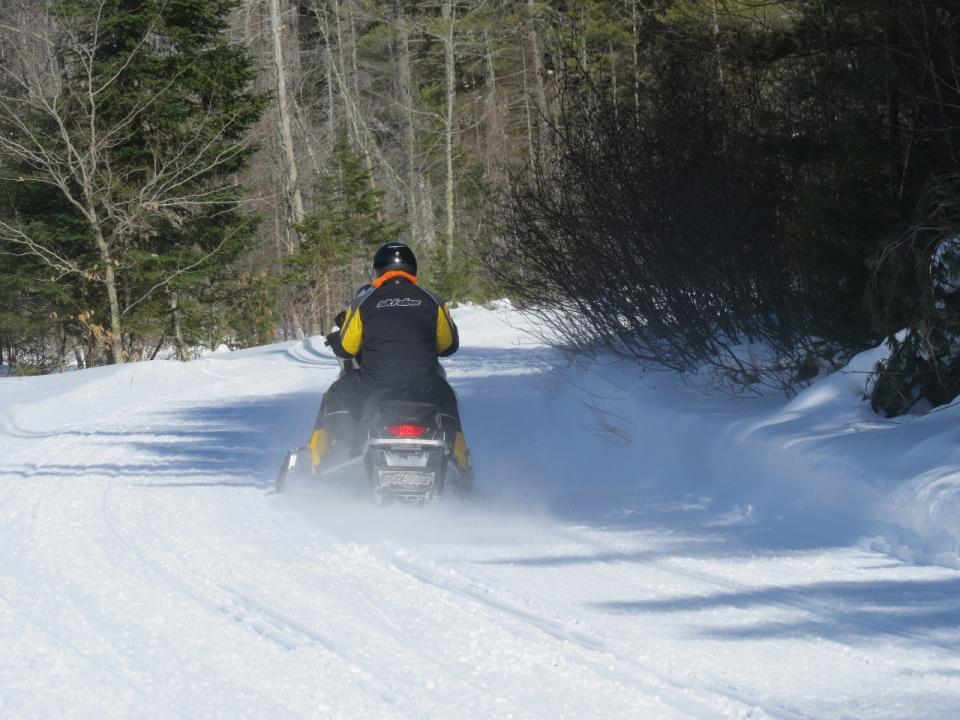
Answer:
xmin=870 ymin=233 xmax=960 ymax=416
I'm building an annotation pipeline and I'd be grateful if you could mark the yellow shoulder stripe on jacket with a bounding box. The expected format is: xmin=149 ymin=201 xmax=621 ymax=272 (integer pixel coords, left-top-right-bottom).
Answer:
xmin=340 ymin=306 xmax=363 ymax=356
xmin=436 ymin=304 xmax=454 ymax=353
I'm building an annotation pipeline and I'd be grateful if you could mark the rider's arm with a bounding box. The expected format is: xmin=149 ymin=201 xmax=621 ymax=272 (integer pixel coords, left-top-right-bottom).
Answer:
xmin=325 ymin=329 xmax=354 ymax=359
xmin=436 ymin=303 xmax=459 ymax=357
xmin=339 ymin=306 xmax=364 ymax=357
xmin=337 ymin=286 xmax=373 ymax=357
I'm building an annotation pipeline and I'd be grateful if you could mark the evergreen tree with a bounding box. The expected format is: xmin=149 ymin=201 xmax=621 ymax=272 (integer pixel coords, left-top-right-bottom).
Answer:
xmin=0 ymin=0 xmax=267 ymax=364
xmin=286 ymin=131 xmax=404 ymax=331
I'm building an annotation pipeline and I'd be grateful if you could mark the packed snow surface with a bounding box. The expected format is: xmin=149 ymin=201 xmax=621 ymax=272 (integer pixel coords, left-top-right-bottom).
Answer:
xmin=1 ymin=301 xmax=959 ymax=719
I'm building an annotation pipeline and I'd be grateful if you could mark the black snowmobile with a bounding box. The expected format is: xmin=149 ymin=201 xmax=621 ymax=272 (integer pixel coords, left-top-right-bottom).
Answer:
xmin=275 ymin=338 xmax=472 ymax=504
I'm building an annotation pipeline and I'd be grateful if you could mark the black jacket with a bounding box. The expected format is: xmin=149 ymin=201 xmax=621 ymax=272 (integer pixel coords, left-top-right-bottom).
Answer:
xmin=334 ymin=272 xmax=458 ymax=390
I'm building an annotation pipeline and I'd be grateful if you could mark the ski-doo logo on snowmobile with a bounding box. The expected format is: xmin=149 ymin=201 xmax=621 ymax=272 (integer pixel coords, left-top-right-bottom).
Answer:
xmin=376 ymin=298 xmax=422 ymax=309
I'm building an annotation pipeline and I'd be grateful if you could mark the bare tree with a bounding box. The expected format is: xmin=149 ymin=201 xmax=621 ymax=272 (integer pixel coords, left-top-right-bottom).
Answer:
xmin=0 ymin=0 xmax=263 ymax=362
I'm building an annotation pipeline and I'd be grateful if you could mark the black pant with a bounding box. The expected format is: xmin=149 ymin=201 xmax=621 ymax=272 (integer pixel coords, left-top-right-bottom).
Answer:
xmin=317 ymin=371 xmax=462 ymax=452
xmin=316 ymin=371 xmax=362 ymax=453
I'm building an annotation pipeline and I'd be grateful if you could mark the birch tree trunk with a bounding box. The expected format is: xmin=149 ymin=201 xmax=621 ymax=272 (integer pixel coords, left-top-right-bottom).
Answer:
xmin=710 ymin=0 xmax=724 ymax=85
xmin=610 ymin=42 xmax=619 ymax=124
xmin=631 ymin=0 xmax=641 ymax=118
xmin=92 ymin=225 xmax=125 ymax=364
xmin=348 ymin=2 xmax=361 ymax=102
xmin=326 ymin=40 xmax=336 ymax=138
xmin=527 ymin=0 xmax=549 ymax=148
xmin=170 ymin=291 xmax=188 ymax=362
xmin=267 ymin=0 xmax=305 ymax=247
xmin=396 ymin=3 xmax=426 ymax=246
xmin=521 ymin=46 xmax=536 ymax=164
xmin=442 ymin=0 xmax=457 ymax=262
xmin=317 ymin=0 xmax=377 ymax=187
xmin=91 ymin=334 xmax=107 ymax=368
xmin=483 ymin=28 xmax=503 ymax=179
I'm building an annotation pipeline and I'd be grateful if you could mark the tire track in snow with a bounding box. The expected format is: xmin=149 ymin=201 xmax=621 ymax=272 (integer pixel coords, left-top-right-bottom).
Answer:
xmin=99 ymin=474 xmax=406 ymax=715
xmin=0 ymin=423 xmax=165 ymax=716
xmin=287 ymin=491 xmax=827 ymax=719
xmin=132 ymin=519 xmax=573 ymax=716
xmin=282 ymin=493 xmax=804 ymax=718
xmin=366 ymin=543 xmax=820 ymax=720
xmin=212 ymin=492 xmax=707 ymax=719
xmin=130 ymin=490 xmax=618 ymax=718
xmin=1 ymin=382 xmax=336 ymax=717
xmin=18 ymin=365 xmax=406 ymax=716
xmin=121 ymin=474 xmax=538 ymax=715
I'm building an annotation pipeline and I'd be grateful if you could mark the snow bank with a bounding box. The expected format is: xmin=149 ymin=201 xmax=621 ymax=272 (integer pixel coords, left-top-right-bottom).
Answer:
xmin=553 ymin=336 xmax=960 ymax=569
xmin=450 ymin=299 xmax=545 ymax=348
xmin=726 ymin=345 xmax=960 ymax=567
xmin=452 ymin=302 xmax=960 ymax=568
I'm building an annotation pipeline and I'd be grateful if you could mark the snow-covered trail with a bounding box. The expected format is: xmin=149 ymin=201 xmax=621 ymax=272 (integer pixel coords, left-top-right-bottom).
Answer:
xmin=1 ymin=308 xmax=959 ymax=719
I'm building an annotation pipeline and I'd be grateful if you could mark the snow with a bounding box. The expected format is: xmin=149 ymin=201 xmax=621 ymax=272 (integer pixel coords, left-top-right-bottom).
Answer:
xmin=1 ymin=302 xmax=959 ymax=718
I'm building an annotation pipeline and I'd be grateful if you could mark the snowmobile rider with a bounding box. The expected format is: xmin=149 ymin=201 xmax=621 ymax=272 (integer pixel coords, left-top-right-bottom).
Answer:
xmin=313 ymin=242 xmax=469 ymax=472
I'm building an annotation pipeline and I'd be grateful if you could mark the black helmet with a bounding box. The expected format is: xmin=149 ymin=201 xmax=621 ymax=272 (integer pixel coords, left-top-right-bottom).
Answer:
xmin=372 ymin=242 xmax=417 ymax=278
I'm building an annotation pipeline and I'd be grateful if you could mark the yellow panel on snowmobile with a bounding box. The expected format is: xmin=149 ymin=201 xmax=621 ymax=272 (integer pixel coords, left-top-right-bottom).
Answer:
xmin=453 ymin=431 xmax=470 ymax=470
xmin=308 ymin=428 xmax=328 ymax=468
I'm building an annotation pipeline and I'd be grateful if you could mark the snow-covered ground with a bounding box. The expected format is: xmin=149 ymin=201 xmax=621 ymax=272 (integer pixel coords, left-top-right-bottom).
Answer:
xmin=1 ymin=302 xmax=959 ymax=719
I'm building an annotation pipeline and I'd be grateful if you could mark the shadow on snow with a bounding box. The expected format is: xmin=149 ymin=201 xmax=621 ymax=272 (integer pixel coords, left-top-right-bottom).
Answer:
xmin=0 ymin=390 xmax=324 ymax=490
xmin=589 ymin=574 xmax=960 ymax=647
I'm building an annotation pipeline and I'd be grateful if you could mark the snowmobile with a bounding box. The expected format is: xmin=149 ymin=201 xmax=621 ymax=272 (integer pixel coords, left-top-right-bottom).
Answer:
xmin=275 ymin=345 xmax=472 ymax=504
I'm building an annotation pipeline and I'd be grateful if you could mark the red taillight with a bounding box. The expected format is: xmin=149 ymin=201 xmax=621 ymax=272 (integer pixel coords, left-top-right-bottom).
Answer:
xmin=387 ymin=424 xmax=428 ymax=438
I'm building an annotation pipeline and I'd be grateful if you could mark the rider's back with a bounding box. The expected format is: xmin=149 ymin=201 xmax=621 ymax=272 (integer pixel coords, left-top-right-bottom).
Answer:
xmin=339 ymin=271 xmax=458 ymax=393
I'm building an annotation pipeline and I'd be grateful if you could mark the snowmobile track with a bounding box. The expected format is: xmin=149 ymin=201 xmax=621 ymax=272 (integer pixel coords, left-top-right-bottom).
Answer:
xmin=370 ymin=545 xmax=822 ymax=720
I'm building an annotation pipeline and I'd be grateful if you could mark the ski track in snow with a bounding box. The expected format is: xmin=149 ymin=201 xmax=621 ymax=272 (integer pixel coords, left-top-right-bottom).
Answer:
xmin=1 ymin=306 xmax=960 ymax=719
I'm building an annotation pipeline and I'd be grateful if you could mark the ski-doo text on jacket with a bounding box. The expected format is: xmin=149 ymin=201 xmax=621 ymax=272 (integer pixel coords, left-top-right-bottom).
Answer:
xmin=335 ymin=271 xmax=458 ymax=390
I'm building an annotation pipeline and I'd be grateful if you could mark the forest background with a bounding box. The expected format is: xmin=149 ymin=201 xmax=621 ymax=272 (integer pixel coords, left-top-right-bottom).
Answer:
xmin=1 ymin=0 xmax=959 ymax=418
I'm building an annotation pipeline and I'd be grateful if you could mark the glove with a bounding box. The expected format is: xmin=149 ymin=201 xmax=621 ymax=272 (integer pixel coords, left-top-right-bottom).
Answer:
xmin=324 ymin=330 xmax=340 ymax=348
xmin=334 ymin=310 xmax=347 ymax=328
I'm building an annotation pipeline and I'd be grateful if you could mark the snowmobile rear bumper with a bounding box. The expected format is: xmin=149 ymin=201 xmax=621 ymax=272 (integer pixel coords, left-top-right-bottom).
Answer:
xmin=365 ymin=438 xmax=447 ymax=502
